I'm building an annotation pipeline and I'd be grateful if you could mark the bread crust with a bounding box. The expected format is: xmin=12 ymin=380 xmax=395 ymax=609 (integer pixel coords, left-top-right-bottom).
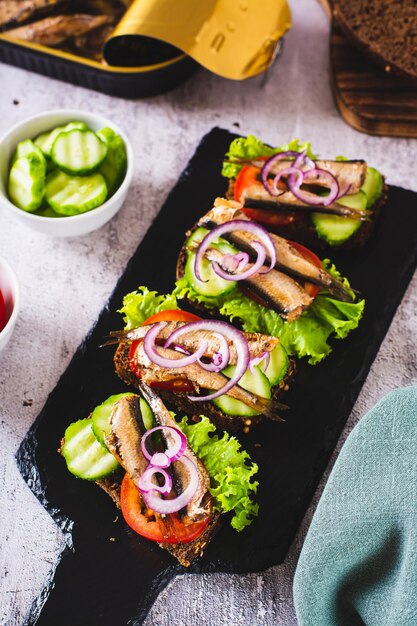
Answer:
xmin=227 ymin=178 xmax=387 ymax=250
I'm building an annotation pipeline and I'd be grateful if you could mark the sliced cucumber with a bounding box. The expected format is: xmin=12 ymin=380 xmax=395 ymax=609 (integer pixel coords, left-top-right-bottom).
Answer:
xmin=311 ymin=190 xmax=367 ymax=246
xmin=185 ymin=227 xmax=238 ymax=297
xmin=61 ymin=418 xmax=120 ymax=480
xmin=91 ymin=393 xmax=136 ymax=447
xmin=91 ymin=394 xmax=155 ymax=448
xmin=33 ymin=205 xmax=64 ymax=218
xmin=13 ymin=139 xmax=45 ymax=164
xmin=139 ymin=398 xmax=155 ymax=430
xmin=213 ymin=364 xmax=271 ymax=417
xmin=45 ymin=170 xmax=107 ymax=216
xmin=361 ymin=167 xmax=383 ymax=208
xmin=264 ymin=343 xmax=289 ymax=386
xmin=8 ymin=154 xmax=46 ymax=212
xmin=51 ymin=129 xmax=108 ymax=175
xmin=97 ymin=127 xmax=127 ymax=196
xmin=34 ymin=122 xmax=87 ymax=158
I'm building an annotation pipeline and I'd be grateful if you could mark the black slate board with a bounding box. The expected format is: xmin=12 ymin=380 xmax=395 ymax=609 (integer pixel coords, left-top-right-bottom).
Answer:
xmin=17 ymin=127 xmax=417 ymax=625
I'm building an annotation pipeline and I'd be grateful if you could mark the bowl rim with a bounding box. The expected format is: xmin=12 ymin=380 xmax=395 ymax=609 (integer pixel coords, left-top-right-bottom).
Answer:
xmin=0 ymin=109 xmax=134 ymax=223
xmin=0 ymin=255 xmax=20 ymax=339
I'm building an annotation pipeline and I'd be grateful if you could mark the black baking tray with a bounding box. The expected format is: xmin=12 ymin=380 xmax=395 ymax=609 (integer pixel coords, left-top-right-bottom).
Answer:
xmin=0 ymin=35 xmax=197 ymax=98
xmin=16 ymin=127 xmax=417 ymax=625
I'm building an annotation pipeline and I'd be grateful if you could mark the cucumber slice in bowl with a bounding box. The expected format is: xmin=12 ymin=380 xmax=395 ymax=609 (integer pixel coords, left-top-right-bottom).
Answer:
xmin=13 ymin=139 xmax=45 ymax=164
xmin=51 ymin=129 xmax=108 ymax=175
xmin=97 ymin=127 xmax=127 ymax=196
xmin=8 ymin=154 xmax=46 ymax=212
xmin=34 ymin=122 xmax=88 ymax=159
xmin=92 ymin=394 xmax=155 ymax=447
xmin=45 ymin=170 xmax=108 ymax=216
xmin=61 ymin=418 xmax=120 ymax=480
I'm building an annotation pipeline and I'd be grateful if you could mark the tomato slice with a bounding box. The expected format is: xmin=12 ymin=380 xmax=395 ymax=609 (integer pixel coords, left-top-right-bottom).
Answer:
xmin=0 ymin=290 xmax=6 ymax=333
xmin=241 ymin=207 xmax=301 ymax=227
xmin=121 ymin=473 xmax=211 ymax=544
xmin=129 ymin=309 xmax=202 ymax=392
xmin=234 ymin=165 xmax=262 ymax=204
xmin=143 ymin=309 xmax=202 ymax=325
xmin=234 ymin=163 xmax=301 ymax=227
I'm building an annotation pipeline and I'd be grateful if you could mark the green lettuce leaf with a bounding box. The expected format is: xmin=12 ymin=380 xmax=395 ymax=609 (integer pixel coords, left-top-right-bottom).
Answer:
xmin=174 ymin=272 xmax=364 ymax=365
xmin=118 ymin=286 xmax=180 ymax=329
xmin=119 ymin=276 xmax=364 ymax=366
xmin=177 ymin=415 xmax=259 ymax=531
xmin=222 ymin=135 xmax=317 ymax=179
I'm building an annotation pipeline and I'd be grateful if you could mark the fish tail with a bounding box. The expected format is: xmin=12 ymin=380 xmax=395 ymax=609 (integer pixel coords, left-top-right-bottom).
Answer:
xmin=328 ymin=281 xmax=355 ymax=303
xmin=260 ymin=397 xmax=287 ymax=422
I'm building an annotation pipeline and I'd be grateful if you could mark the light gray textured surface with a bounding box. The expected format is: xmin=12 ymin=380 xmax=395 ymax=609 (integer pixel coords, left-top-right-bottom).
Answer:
xmin=0 ymin=1 xmax=416 ymax=624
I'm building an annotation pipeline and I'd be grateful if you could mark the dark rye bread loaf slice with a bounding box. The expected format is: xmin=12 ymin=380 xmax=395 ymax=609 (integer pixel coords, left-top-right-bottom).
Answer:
xmin=226 ymin=178 xmax=387 ymax=250
xmin=114 ymin=341 xmax=295 ymax=433
xmin=334 ymin=0 xmax=417 ymax=83
xmin=96 ymin=474 xmax=221 ymax=567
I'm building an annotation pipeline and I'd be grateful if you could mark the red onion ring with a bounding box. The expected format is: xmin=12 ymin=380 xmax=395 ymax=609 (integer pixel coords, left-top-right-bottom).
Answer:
xmin=140 ymin=456 xmax=200 ymax=515
xmin=138 ymin=465 xmax=172 ymax=495
xmin=261 ymin=151 xmax=301 ymax=196
xmin=249 ymin=351 xmax=271 ymax=374
xmin=194 ymin=220 xmax=276 ymax=283
xmin=221 ymin=252 xmax=250 ymax=272
xmin=336 ymin=183 xmax=352 ymax=200
xmin=211 ymin=240 xmax=267 ymax=281
xmin=289 ymin=167 xmax=339 ymax=206
xmin=164 ymin=325 xmax=231 ymax=374
xmin=261 ymin=150 xmax=341 ymax=207
xmin=141 ymin=425 xmax=187 ymax=463
xmin=164 ymin=320 xmax=250 ymax=402
xmin=293 ymin=149 xmax=315 ymax=171
xmin=143 ymin=322 xmax=208 ymax=369
xmin=196 ymin=332 xmax=230 ymax=373
xmin=271 ymin=167 xmax=303 ymax=196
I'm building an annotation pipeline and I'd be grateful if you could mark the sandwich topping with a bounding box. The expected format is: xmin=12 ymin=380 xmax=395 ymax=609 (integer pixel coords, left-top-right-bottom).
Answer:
xmin=122 ymin=317 xmax=287 ymax=421
xmin=222 ymin=135 xmax=385 ymax=247
xmin=60 ymin=386 xmax=260 ymax=561
xmin=232 ymin=150 xmax=369 ymax=219
xmin=188 ymin=200 xmax=354 ymax=323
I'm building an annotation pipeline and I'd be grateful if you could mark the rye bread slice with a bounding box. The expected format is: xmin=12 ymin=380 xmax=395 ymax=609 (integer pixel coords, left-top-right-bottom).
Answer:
xmin=226 ymin=178 xmax=387 ymax=250
xmin=334 ymin=0 xmax=417 ymax=84
xmin=96 ymin=474 xmax=221 ymax=567
xmin=114 ymin=341 xmax=294 ymax=433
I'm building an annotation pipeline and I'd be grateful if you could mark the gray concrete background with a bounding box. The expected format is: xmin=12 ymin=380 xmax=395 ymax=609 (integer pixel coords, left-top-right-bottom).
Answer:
xmin=0 ymin=1 xmax=416 ymax=624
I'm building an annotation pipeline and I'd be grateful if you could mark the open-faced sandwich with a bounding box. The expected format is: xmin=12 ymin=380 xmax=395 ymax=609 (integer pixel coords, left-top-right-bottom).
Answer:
xmin=60 ymin=383 xmax=259 ymax=567
xmin=222 ymin=135 xmax=387 ymax=248
xmin=110 ymin=305 xmax=293 ymax=433
xmin=174 ymin=198 xmax=365 ymax=364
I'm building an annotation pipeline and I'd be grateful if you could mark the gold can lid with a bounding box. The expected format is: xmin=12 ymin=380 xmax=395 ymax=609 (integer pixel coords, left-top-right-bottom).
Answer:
xmin=109 ymin=0 xmax=292 ymax=80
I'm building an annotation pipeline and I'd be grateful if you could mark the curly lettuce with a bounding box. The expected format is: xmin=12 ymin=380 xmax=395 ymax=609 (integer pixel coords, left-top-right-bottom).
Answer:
xmin=222 ymin=135 xmax=317 ymax=179
xmin=118 ymin=286 xmax=180 ymax=330
xmin=119 ymin=278 xmax=364 ymax=365
xmin=177 ymin=416 xmax=259 ymax=531
xmin=174 ymin=265 xmax=364 ymax=365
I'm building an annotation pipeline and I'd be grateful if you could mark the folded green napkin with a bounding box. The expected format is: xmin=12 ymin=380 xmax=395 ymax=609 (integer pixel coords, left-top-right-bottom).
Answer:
xmin=293 ymin=386 xmax=417 ymax=626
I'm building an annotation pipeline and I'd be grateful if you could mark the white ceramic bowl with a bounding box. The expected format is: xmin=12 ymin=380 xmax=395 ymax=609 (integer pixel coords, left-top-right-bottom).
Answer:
xmin=0 ymin=110 xmax=134 ymax=237
xmin=0 ymin=256 xmax=20 ymax=354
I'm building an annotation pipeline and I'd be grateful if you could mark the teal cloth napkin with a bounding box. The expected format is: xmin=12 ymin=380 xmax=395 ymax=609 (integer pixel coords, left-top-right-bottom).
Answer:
xmin=293 ymin=386 xmax=417 ymax=626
